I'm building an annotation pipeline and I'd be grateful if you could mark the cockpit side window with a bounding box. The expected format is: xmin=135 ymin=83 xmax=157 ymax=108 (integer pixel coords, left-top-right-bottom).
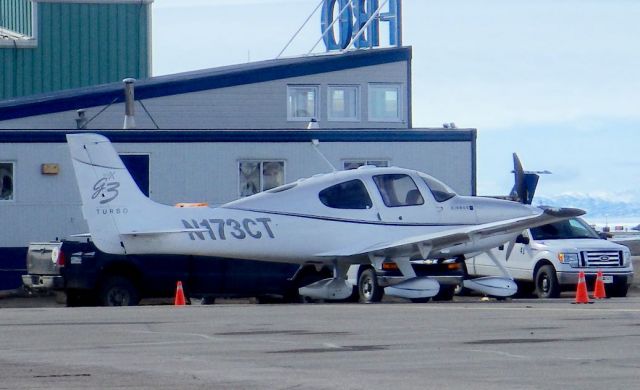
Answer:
xmin=319 ymin=179 xmax=373 ymax=209
xmin=373 ymin=174 xmax=424 ymax=207
xmin=420 ymin=174 xmax=456 ymax=202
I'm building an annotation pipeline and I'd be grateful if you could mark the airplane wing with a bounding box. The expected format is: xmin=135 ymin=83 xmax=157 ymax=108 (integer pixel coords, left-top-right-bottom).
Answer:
xmin=316 ymin=206 xmax=584 ymax=258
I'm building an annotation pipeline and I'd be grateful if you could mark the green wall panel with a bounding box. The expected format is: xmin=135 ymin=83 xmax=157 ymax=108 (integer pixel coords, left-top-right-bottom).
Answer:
xmin=0 ymin=0 xmax=32 ymax=36
xmin=1 ymin=1 xmax=151 ymax=100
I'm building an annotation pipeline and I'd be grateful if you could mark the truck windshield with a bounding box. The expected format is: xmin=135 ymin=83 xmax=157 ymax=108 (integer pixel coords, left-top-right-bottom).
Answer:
xmin=530 ymin=218 xmax=600 ymax=240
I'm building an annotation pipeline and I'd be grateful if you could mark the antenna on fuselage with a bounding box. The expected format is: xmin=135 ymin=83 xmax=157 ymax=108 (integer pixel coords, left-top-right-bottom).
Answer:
xmin=311 ymin=139 xmax=336 ymax=172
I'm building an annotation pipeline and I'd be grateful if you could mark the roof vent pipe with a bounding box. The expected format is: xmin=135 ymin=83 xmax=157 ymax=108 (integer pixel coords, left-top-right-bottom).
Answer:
xmin=123 ymin=78 xmax=136 ymax=129
xmin=307 ymin=118 xmax=320 ymax=129
xmin=75 ymin=109 xmax=87 ymax=129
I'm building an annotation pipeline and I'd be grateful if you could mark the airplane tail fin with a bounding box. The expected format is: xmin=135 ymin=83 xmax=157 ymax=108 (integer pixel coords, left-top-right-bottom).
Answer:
xmin=67 ymin=133 xmax=159 ymax=254
xmin=508 ymin=153 xmax=540 ymax=205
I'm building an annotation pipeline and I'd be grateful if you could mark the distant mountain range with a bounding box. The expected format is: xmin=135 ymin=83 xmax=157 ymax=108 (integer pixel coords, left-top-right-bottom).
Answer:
xmin=534 ymin=193 xmax=640 ymax=220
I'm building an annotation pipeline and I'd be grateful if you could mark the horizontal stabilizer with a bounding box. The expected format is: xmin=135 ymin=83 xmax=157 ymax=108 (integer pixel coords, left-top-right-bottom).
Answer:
xmin=385 ymin=277 xmax=440 ymax=299
xmin=299 ymin=278 xmax=353 ymax=300
xmin=463 ymin=276 xmax=517 ymax=297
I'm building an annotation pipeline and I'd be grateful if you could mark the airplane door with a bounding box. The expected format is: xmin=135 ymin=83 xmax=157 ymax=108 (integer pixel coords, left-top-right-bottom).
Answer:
xmin=371 ymin=174 xmax=442 ymax=224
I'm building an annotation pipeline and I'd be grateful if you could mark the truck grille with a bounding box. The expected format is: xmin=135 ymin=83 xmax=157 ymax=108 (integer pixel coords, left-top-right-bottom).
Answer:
xmin=580 ymin=250 xmax=623 ymax=267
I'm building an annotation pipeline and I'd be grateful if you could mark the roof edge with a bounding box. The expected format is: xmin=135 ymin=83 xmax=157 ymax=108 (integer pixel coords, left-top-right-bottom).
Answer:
xmin=0 ymin=46 xmax=412 ymax=121
xmin=0 ymin=128 xmax=474 ymax=143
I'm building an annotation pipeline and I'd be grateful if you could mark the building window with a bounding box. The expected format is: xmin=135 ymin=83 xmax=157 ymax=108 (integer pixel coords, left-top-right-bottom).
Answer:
xmin=287 ymin=86 xmax=319 ymax=121
xmin=368 ymin=83 xmax=402 ymax=122
xmin=239 ymin=161 xmax=285 ymax=197
xmin=0 ymin=162 xmax=14 ymax=201
xmin=343 ymin=160 xmax=389 ymax=170
xmin=328 ymin=85 xmax=359 ymax=121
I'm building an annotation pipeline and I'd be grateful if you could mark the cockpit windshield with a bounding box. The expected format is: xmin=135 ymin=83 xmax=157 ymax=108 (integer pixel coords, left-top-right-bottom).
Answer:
xmin=419 ymin=174 xmax=456 ymax=202
xmin=530 ymin=218 xmax=600 ymax=240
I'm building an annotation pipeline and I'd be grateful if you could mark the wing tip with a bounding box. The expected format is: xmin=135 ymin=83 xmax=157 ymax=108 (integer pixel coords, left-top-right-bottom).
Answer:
xmin=539 ymin=206 xmax=586 ymax=218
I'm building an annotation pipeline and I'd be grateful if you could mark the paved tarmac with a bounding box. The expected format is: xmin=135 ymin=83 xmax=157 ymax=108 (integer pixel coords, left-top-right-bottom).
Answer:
xmin=2 ymin=296 xmax=640 ymax=390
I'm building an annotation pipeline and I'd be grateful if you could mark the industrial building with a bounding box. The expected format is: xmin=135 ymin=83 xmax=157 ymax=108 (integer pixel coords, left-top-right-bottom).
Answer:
xmin=0 ymin=0 xmax=476 ymax=290
xmin=1 ymin=0 xmax=151 ymax=100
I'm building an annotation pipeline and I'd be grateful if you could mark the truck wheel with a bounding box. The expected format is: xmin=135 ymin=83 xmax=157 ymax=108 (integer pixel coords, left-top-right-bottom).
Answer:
xmin=358 ymin=268 xmax=383 ymax=303
xmin=99 ymin=276 xmax=140 ymax=306
xmin=606 ymin=283 xmax=629 ymax=298
xmin=534 ymin=265 xmax=560 ymax=298
xmin=432 ymin=285 xmax=456 ymax=301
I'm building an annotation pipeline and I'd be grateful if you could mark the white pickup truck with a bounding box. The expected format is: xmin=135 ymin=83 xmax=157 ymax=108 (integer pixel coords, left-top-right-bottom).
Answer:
xmin=464 ymin=217 xmax=634 ymax=298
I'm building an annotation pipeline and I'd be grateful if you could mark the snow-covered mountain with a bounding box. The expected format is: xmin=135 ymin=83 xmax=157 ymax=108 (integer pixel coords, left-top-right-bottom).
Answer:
xmin=534 ymin=193 xmax=640 ymax=220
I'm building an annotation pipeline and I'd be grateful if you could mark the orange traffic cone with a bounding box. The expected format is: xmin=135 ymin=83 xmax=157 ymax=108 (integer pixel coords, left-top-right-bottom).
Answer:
xmin=174 ymin=281 xmax=186 ymax=306
xmin=573 ymin=271 xmax=591 ymax=304
xmin=593 ymin=269 xmax=607 ymax=299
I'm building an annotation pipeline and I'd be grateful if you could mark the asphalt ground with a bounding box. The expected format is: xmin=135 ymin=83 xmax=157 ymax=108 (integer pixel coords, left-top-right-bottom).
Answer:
xmin=2 ymin=297 xmax=640 ymax=390
xmin=0 ymin=258 xmax=638 ymax=389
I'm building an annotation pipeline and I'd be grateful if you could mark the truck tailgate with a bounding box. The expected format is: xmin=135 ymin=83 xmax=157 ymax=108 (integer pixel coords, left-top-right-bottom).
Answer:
xmin=26 ymin=243 xmax=63 ymax=275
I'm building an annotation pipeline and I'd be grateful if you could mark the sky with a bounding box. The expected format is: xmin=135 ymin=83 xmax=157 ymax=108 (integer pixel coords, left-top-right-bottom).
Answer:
xmin=152 ymin=0 xmax=640 ymax=221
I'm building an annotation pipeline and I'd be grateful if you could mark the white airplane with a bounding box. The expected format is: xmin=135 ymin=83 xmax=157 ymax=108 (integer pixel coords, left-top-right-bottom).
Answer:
xmin=67 ymin=133 xmax=584 ymax=301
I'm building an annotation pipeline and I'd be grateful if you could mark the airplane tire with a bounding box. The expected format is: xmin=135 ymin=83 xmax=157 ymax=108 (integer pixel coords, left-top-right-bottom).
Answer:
xmin=358 ymin=268 xmax=383 ymax=303
xmin=432 ymin=285 xmax=456 ymax=301
xmin=534 ymin=265 xmax=560 ymax=298
xmin=99 ymin=276 xmax=141 ymax=306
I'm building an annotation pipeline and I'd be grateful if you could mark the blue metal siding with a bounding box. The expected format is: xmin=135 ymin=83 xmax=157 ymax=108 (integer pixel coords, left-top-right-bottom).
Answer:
xmin=0 ymin=1 xmax=150 ymax=100
xmin=0 ymin=0 xmax=32 ymax=36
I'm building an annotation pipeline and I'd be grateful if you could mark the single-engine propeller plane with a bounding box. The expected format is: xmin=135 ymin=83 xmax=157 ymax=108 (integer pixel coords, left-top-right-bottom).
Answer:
xmin=67 ymin=133 xmax=584 ymax=301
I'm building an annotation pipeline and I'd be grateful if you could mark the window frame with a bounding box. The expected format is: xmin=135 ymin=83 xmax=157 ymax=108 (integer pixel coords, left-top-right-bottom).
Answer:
xmin=287 ymin=85 xmax=320 ymax=121
xmin=368 ymin=83 xmax=403 ymax=122
xmin=238 ymin=160 xmax=286 ymax=198
xmin=327 ymin=85 xmax=360 ymax=122
xmin=0 ymin=161 xmax=15 ymax=202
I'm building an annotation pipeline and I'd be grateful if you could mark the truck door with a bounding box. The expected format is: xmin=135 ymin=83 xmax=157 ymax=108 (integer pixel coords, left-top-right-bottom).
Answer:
xmin=501 ymin=231 xmax=535 ymax=280
xmin=472 ymin=231 xmax=532 ymax=279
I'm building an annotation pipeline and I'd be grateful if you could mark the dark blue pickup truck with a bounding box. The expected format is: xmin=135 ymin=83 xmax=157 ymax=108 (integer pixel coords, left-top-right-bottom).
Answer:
xmin=22 ymin=240 xmax=327 ymax=306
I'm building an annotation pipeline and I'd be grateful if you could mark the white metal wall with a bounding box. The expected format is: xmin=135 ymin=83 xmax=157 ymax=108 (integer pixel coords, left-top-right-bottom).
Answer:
xmin=0 ymin=139 xmax=472 ymax=247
